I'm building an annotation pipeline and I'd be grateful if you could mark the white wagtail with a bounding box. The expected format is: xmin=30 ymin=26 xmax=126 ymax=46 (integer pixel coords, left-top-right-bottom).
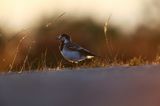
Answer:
xmin=57 ymin=34 xmax=95 ymax=63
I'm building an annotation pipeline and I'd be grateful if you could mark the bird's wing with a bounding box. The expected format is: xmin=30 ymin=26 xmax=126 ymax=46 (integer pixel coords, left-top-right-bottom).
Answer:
xmin=66 ymin=43 xmax=95 ymax=56
xmin=79 ymin=48 xmax=96 ymax=56
xmin=66 ymin=43 xmax=83 ymax=50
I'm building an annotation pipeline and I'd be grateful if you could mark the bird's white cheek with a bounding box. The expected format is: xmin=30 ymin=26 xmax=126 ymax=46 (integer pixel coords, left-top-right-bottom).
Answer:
xmin=64 ymin=39 xmax=70 ymax=43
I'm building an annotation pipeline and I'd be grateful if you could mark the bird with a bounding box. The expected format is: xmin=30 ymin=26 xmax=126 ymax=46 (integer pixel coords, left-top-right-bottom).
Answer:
xmin=57 ymin=34 xmax=96 ymax=63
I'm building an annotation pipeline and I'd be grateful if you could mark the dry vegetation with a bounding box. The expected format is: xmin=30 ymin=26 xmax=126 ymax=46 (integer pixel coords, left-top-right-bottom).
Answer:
xmin=0 ymin=16 xmax=160 ymax=73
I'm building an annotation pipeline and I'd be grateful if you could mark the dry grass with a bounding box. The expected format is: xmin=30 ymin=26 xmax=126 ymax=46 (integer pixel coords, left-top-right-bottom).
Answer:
xmin=3 ymin=38 xmax=160 ymax=73
xmin=1 ymin=15 xmax=160 ymax=73
xmin=6 ymin=39 xmax=160 ymax=73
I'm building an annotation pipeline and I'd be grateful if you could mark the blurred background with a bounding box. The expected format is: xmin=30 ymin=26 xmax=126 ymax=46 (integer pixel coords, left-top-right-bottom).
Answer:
xmin=0 ymin=0 xmax=160 ymax=72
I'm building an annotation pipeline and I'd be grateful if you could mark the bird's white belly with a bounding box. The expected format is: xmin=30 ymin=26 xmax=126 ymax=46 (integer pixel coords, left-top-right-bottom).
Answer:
xmin=61 ymin=49 xmax=85 ymax=62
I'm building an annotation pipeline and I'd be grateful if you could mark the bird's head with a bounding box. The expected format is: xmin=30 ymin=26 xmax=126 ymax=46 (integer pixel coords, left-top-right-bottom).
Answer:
xmin=57 ymin=34 xmax=71 ymax=43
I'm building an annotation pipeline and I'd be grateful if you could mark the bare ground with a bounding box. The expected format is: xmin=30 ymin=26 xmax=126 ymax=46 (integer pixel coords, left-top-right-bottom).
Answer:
xmin=0 ymin=65 xmax=160 ymax=106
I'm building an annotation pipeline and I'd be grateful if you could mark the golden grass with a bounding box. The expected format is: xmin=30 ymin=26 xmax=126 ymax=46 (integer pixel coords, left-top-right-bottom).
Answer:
xmin=1 ymin=15 xmax=160 ymax=73
xmin=9 ymin=31 xmax=31 ymax=72
xmin=4 ymin=41 xmax=160 ymax=73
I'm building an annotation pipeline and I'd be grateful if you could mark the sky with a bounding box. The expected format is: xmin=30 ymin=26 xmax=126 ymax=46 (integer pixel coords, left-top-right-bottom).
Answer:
xmin=0 ymin=0 xmax=160 ymax=34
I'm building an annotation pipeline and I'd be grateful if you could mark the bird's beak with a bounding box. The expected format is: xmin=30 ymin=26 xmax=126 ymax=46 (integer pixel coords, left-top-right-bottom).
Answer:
xmin=56 ymin=35 xmax=60 ymax=40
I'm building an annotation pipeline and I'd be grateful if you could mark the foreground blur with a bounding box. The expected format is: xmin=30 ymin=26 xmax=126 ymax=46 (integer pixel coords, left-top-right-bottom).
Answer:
xmin=0 ymin=65 xmax=160 ymax=106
